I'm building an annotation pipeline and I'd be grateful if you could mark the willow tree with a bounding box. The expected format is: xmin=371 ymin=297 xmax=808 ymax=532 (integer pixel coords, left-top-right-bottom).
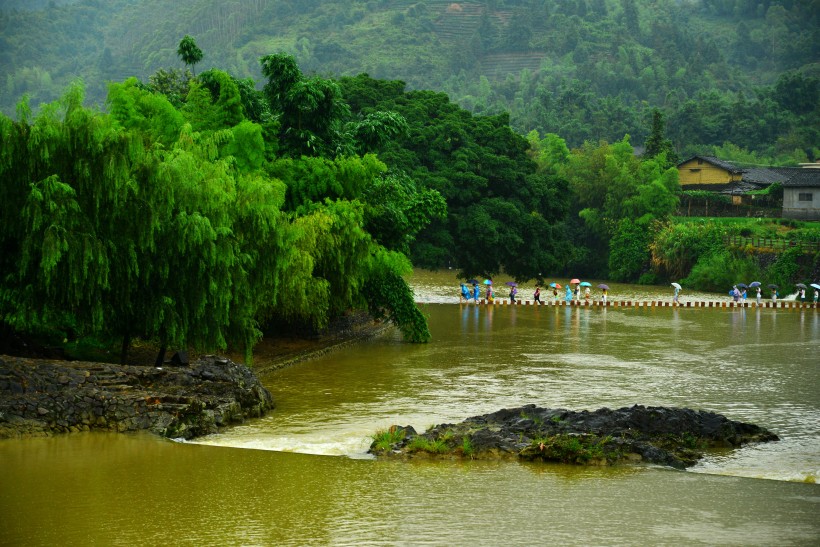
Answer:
xmin=2 ymin=63 xmax=434 ymax=359
xmin=263 ymin=150 xmax=435 ymax=342
xmin=0 ymin=83 xmax=292 ymax=364
xmin=0 ymin=84 xmax=153 ymax=359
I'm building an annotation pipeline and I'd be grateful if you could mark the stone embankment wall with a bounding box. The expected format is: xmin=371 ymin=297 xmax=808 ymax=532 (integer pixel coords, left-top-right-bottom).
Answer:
xmin=0 ymin=355 xmax=274 ymax=440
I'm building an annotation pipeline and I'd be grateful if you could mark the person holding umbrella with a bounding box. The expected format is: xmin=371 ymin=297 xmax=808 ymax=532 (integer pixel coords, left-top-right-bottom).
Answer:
xmin=484 ymin=279 xmax=494 ymax=303
xmin=671 ymin=282 xmax=681 ymax=303
xmin=507 ymin=282 xmax=518 ymax=304
xmin=598 ymin=283 xmax=609 ymax=304
xmin=797 ymin=283 xmax=807 ymax=302
xmin=472 ymin=283 xmax=480 ymax=302
xmin=533 ymin=285 xmax=541 ymax=304
xmin=750 ymin=281 xmax=762 ymax=305
xmin=580 ymin=281 xmax=592 ymax=303
xmin=769 ymin=284 xmax=778 ymax=303
xmin=550 ymin=282 xmax=561 ymax=303
xmin=570 ymin=278 xmax=581 ymax=302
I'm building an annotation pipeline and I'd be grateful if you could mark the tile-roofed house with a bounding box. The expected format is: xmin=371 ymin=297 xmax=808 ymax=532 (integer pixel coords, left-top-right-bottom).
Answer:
xmin=741 ymin=168 xmax=790 ymax=185
xmin=780 ymin=167 xmax=820 ymax=220
xmin=678 ymin=156 xmax=768 ymax=204
xmin=677 ymin=156 xmax=743 ymax=190
xmin=677 ymin=156 xmax=820 ymax=219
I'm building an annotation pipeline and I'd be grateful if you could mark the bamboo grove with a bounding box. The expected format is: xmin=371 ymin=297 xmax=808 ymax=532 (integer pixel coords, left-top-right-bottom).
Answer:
xmin=0 ymin=53 xmax=442 ymax=365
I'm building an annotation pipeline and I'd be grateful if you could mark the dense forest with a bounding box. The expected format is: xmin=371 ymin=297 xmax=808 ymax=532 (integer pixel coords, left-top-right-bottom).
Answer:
xmin=1 ymin=0 xmax=817 ymax=161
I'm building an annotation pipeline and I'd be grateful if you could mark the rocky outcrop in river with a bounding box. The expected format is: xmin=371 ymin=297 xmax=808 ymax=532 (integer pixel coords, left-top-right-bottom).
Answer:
xmin=370 ymin=404 xmax=779 ymax=469
xmin=0 ymin=354 xmax=273 ymax=440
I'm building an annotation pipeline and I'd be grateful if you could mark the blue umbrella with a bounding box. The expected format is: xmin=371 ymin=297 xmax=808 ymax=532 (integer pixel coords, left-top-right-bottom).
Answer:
xmin=736 ymin=283 xmax=748 ymax=289
xmin=483 ymin=279 xmax=492 ymax=285
xmin=579 ymin=281 xmax=592 ymax=287
xmin=749 ymin=281 xmax=761 ymax=288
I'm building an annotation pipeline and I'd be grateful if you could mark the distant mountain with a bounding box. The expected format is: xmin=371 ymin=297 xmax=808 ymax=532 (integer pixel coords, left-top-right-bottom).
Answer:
xmin=2 ymin=0 xmax=817 ymax=154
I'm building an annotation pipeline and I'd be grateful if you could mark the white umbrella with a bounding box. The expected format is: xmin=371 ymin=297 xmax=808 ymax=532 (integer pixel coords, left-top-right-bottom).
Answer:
xmin=671 ymin=282 xmax=682 ymax=290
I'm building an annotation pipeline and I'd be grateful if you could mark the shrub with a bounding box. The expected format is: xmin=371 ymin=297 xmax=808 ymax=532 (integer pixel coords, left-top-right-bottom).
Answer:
xmin=683 ymin=249 xmax=762 ymax=292
xmin=762 ymin=247 xmax=802 ymax=292
xmin=407 ymin=436 xmax=449 ymax=454
xmin=650 ymin=221 xmax=726 ymax=280
xmin=609 ymin=218 xmax=653 ymax=282
xmin=371 ymin=427 xmax=407 ymax=452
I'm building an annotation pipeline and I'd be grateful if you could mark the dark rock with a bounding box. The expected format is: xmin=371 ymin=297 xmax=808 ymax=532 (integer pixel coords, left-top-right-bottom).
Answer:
xmin=0 ymin=354 xmax=274 ymax=440
xmin=370 ymin=404 xmax=779 ymax=469
xmin=170 ymin=351 xmax=189 ymax=366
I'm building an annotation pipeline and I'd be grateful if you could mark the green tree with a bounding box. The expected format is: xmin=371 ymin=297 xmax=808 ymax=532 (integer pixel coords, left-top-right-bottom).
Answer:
xmin=107 ymin=77 xmax=185 ymax=147
xmin=260 ymin=52 xmax=351 ymax=157
xmin=1 ymin=84 xmax=253 ymax=364
xmin=0 ymin=79 xmax=434 ymax=367
xmin=177 ymin=35 xmax=204 ymax=75
xmin=340 ymin=75 xmax=571 ymax=279
xmin=643 ymin=108 xmax=679 ymax=168
xmin=147 ymin=68 xmax=192 ymax=108
xmin=772 ymin=72 xmax=819 ymax=116
xmin=563 ymin=136 xmax=679 ymax=280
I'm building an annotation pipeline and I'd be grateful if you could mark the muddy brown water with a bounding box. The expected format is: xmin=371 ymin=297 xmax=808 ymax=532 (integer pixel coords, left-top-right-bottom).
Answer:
xmin=1 ymin=271 xmax=818 ymax=545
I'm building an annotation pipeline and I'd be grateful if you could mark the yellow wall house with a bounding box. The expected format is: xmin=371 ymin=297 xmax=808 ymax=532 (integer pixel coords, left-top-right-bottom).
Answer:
xmin=678 ymin=156 xmax=743 ymax=186
xmin=678 ymin=156 xmax=745 ymax=204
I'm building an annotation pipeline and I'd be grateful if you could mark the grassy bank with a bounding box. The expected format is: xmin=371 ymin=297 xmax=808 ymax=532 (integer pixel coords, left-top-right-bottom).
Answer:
xmin=652 ymin=217 xmax=819 ymax=293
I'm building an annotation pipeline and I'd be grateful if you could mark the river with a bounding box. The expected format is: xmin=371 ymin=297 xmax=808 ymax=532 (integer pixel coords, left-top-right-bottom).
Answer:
xmin=1 ymin=271 xmax=818 ymax=545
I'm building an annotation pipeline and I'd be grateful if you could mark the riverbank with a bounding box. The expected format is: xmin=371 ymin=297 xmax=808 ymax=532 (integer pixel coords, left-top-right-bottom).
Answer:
xmin=0 ymin=354 xmax=274 ymax=440
xmin=0 ymin=312 xmax=392 ymax=440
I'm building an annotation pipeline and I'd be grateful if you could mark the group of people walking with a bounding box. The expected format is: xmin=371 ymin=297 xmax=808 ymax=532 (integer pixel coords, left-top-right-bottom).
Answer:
xmin=729 ymin=283 xmax=819 ymax=305
xmin=460 ymin=280 xmax=604 ymax=304
xmin=460 ymin=280 xmax=819 ymax=306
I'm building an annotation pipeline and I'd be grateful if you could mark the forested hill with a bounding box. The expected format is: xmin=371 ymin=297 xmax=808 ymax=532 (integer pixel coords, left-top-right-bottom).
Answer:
xmin=1 ymin=0 xmax=818 ymax=159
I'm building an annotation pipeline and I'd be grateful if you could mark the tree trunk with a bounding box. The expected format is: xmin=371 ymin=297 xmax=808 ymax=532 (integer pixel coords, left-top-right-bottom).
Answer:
xmin=120 ymin=333 xmax=131 ymax=365
xmin=155 ymin=344 xmax=167 ymax=367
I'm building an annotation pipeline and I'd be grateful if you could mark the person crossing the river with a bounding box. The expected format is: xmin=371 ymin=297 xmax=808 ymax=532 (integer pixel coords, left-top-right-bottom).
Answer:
xmin=460 ymin=283 xmax=470 ymax=303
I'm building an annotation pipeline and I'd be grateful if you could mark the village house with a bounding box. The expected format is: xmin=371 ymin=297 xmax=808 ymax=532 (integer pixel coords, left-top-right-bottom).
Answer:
xmin=677 ymin=156 xmax=820 ymax=220
xmin=781 ymin=165 xmax=820 ymax=220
